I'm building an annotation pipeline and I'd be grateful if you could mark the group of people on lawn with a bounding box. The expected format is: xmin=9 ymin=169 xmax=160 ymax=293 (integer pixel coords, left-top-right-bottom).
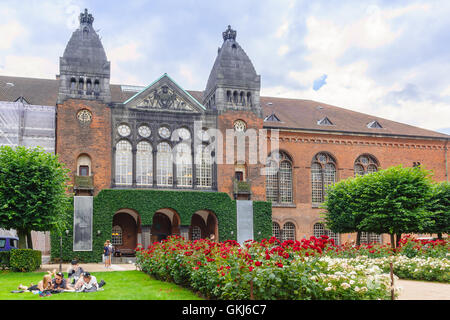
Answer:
xmin=18 ymin=259 xmax=106 ymax=293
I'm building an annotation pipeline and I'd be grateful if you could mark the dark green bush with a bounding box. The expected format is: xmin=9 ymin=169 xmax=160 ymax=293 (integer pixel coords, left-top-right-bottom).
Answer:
xmin=0 ymin=251 xmax=10 ymax=270
xmin=10 ymin=249 xmax=41 ymax=272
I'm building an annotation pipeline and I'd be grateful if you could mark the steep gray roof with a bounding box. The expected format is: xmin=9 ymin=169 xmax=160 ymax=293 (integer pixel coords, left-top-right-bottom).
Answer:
xmin=204 ymin=26 xmax=260 ymax=98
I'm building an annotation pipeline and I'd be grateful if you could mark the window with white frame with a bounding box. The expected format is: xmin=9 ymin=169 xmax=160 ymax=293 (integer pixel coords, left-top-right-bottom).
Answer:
xmin=115 ymin=140 xmax=132 ymax=185
xmin=191 ymin=226 xmax=201 ymax=241
xmin=157 ymin=142 xmax=173 ymax=187
xmin=136 ymin=141 xmax=153 ymax=186
xmin=111 ymin=225 xmax=123 ymax=246
xmin=195 ymin=144 xmax=212 ymax=188
xmin=272 ymin=222 xmax=281 ymax=240
xmin=265 ymin=152 xmax=293 ymax=204
xmin=311 ymin=153 xmax=336 ymax=205
xmin=354 ymin=155 xmax=379 ymax=177
xmin=175 ymin=143 xmax=192 ymax=187
xmin=282 ymin=222 xmax=296 ymax=241
xmin=360 ymin=232 xmax=382 ymax=244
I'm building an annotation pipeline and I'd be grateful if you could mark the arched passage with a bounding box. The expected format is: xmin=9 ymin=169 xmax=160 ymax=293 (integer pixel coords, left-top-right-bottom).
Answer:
xmin=151 ymin=208 xmax=181 ymax=243
xmin=112 ymin=209 xmax=142 ymax=256
xmin=190 ymin=210 xmax=218 ymax=241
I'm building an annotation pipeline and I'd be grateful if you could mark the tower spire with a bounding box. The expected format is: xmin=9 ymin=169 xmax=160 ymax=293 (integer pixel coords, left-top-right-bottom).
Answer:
xmin=79 ymin=8 xmax=94 ymax=25
xmin=222 ymin=25 xmax=237 ymax=41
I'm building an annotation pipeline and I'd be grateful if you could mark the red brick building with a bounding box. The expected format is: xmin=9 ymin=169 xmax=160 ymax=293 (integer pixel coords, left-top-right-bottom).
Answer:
xmin=0 ymin=10 xmax=448 ymax=255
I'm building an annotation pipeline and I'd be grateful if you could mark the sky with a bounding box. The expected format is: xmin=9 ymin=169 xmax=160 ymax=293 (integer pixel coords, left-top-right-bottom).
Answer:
xmin=0 ymin=0 xmax=449 ymax=135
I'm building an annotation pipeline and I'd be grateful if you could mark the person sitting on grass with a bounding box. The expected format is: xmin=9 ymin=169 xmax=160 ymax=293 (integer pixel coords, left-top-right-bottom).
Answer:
xmin=18 ymin=270 xmax=55 ymax=292
xmin=74 ymin=272 xmax=106 ymax=292
xmin=67 ymin=259 xmax=84 ymax=285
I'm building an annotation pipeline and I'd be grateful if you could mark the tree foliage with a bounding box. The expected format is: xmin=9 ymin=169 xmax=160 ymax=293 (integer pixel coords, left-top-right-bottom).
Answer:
xmin=424 ymin=182 xmax=450 ymax=237
xmin=0 ymin=146 xmax=71 ymax=248
xmin=322 ymin=166 xmax=436 ymax=248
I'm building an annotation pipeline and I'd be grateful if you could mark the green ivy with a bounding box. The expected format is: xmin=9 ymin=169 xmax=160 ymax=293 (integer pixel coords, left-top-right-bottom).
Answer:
xmin=51 ymin=189 xmax=272 ymax=263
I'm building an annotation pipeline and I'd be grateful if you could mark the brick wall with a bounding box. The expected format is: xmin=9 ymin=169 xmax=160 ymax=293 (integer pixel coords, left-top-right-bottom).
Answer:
xmin=56 ymin=99 xmax=111 ymax=195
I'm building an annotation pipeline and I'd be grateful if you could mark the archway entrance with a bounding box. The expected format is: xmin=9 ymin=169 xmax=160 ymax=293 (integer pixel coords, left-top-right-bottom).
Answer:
xmin=112 ymin=209 xmax=141 ymax=256
xmin=151 ymin=209 xmax=181 ymax=243
xmin=190 ymin=210 xmax=218 ymax=241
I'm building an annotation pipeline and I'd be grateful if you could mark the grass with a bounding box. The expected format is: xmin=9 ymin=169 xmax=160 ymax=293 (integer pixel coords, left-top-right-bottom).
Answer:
xmin=0 ymin=270 xmax=204 ymax=300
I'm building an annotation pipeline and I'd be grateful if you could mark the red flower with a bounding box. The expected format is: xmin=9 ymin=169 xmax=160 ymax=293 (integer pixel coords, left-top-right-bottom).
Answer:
xmin=249 ymin=266 xmax=254 ymax=272
xmin=276 ymin=262 xmax=283 ymax=268
xmin=255 ymin=261 xmax=262 ymax=267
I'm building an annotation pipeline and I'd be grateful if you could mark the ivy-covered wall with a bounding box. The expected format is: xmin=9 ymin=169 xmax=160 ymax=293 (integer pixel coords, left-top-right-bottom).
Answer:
xmin=51 ymin=189 xmax=272 ymax=262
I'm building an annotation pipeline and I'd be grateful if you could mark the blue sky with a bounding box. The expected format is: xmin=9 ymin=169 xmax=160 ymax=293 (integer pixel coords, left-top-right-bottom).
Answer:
xmin=0 ymin=0 xmax=449 ymax=134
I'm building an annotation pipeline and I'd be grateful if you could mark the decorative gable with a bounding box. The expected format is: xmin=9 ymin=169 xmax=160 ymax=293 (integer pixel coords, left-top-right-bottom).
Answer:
xmin=123 ymin=73 xmax=206 ymax=113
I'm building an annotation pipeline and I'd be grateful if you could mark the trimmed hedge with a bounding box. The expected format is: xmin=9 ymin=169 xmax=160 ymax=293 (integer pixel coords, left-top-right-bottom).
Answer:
xmin=10 ymin=249 xmax=41 ymax=272
xmin=51 ymin=189 xmax=272 ymax=263
xmin=0 ymin=251 xmax=10 ymax=270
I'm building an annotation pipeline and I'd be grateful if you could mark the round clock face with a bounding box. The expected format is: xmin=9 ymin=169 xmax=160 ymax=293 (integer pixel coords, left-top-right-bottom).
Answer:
xmin=118 ymin=124 xmax=131 ymax=137
xmin=234 ymin=120 xmax=247 ymax=132
xmin=77 ymin=109 xmax=92 ymax=124
xmin=177 ymin=128 xmax=191 ymax=140
xmin=159 ymin=126 xmax=171 ymax=139
xmin=138 ymin=125 xmax=151 ymax=138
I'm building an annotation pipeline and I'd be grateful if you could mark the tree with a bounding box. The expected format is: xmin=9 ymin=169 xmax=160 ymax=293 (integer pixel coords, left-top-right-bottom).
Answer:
xmin=0 ymin=146 xmax=71 ymax=248
xmin=321 ymin=176 xmax=367 ymax=245
xmin=424 ymin=182 xmax=450 ymax=239
xmin=356 ymin=166 xmax=434 ymax=248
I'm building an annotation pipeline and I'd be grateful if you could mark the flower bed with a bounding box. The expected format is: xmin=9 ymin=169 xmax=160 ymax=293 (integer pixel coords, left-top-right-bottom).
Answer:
xmin=136 ymin=236 xmax=402 ymax=300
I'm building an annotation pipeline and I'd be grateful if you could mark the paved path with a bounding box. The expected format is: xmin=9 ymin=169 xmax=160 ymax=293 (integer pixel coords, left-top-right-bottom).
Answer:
xmin=38 ymin=264 xmax=449 ymax=300
xmin=396 ymin=279 xmax=450 ymax=300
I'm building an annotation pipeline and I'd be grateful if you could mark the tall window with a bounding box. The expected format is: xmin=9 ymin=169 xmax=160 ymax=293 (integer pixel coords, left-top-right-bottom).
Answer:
xmin=265 ymin=151 xmax=293 ymax=204
xmin=272 ymin=222 xmax=281 ymax=240
xmin=175 ymin=143 xmax=192 ymax=187
xmin=157 ymin=142 xmax=173 ymax=187
xmin=136 ymin=141 xmax=153 ymax=186
xmin=115 ymin=140 xmax=132 ymax=185
xmin=311 ymin=153 xmax=336 ymax=205
xmin=282 ymin=222 xmax=296 ymax=241
xmin=354 ymin=155 xmax=379 ymax=177
xmin=196 ymin=144 xmax=212 ymax=188
xmin=313 ymin=223 xmax=340 ymax=245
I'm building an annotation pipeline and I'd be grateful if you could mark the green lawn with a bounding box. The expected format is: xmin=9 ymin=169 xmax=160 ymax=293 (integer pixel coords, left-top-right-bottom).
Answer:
xmin=0 ymin=270 xmax=203 ymax=300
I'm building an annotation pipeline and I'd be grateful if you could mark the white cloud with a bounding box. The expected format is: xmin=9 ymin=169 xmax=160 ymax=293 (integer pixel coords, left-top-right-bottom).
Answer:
xmin=2 ymin=55 xmax=57 ymax=79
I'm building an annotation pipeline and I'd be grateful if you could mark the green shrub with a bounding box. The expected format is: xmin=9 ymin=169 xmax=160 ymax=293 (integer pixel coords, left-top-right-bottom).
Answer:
xmin=0 ymin=251 xmax=10 ymax=270
xmin=10 ymin=249 xmax=41 ymax=272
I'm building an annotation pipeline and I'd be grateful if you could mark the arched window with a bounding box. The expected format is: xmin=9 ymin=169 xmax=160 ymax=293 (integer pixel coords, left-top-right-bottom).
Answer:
xmin=247 ymin=92 xmax=252 ymax=106
xmin=272 ymin=222 xmax=281 ymax=240
xmin=240 ymin=91 xmax=245 ymax=105
xmin=191 ymin=226 xmax=202 ymax=241
xmin=94 ymin=80 xmax=100 ymax=92
xmin=233 ymin=91 xmax=239 ymax=104
xmin=282 ymin=222 xmax=296 ymax=241
xmin=78 ymin=78 xmax=84 ymax=91
xmin=354 ymin=155 xmax=379 ymax=176
xmin=70 ymin=78 xmax=77 ymax=90
xmin=313 ymin=223 xmax=340 ymax=245
xmin=311 ymin=152 xmax=336 ymax=205
xmin=115 ymin=140 xmax=132 ymax=185
xmin=265 ymin=151 xmax=293 ymax=204
xmin=77 ymin=154 xmax=91 ymax=176
xmin=157 ymin=142 xmax=173 ymax=187
xmin=227 ymin=90 xmax=232 ymax=102
xmin=86 ymin=79 xmax=92 ymax=91
xmin=136 ymin=141 xmax=153 ymax=186
xmin=111 ymin=225 xmax=122 ymax=246
xmin=196 ymin=144 xmax=212 ymax=188
xmin=175 ymin=143 xmax=192 ymax=187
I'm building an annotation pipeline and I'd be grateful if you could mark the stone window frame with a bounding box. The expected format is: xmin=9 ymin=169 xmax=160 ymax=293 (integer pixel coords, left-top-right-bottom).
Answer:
xmin=265 ymin=151 xmax=294 ymax=205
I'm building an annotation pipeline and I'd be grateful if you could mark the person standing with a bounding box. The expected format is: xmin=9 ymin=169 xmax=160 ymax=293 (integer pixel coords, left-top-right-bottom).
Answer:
xmin=103 ymin=241 xmax=110 ymax=269
xmin=107 ymin=240 xmax=113 ymax=267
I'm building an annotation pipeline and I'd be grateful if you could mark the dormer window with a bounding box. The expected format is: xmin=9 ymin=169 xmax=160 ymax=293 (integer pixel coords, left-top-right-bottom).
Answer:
xmin=367 ymin=120 xmax=382 ymax=129
xmin=317 ymin=117 xmax=333 ymax=126
xmin=264 ymin=113 xmax=281 ymax=122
